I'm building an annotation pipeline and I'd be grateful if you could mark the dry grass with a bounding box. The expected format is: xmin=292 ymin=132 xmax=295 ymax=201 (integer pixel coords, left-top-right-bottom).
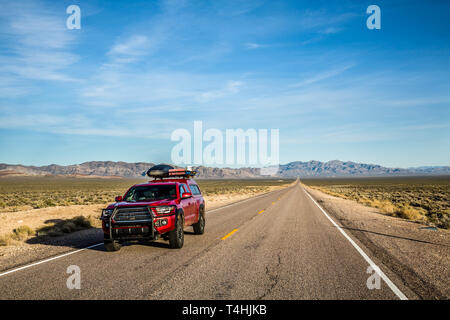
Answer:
xmin=0 ymin=225 xmax=34 ymax=246
xmin=303 ymin=176 xmax=450 ymax=228
xmin=35 ymin=215 xmax=96 ymax=237
xmin=0 ymin=216 xmax=97 ymax=246
xmin=0 ymin=176 xmax=143 ymax=211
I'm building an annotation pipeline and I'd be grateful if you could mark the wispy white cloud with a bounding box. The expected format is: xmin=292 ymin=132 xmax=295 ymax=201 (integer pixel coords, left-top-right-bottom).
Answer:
xmin=0 ymin=111 xmax=185 ymax=139
xmin=320 ymin=27 xmax=343 ymax=34
xmin=197 ymin=81 xmax=244 ymax=102
xmin=283 ymin=120 xmax=450 ymax=146
xmin=109 ymin=35 xmax=150 ymax=56
xmin=244 ymin=42 xmax=269 ymax=50
xmin=290 ymin=65 xmax=354 ymax=88
xmin=401 ymin=123 xmax=450 ymax=130
xmin=297 ymin=10 xmax=354 ymax=31
xmin=0 ymin=76 xmax=33 ymax=98
xmin=80 ymin=28 xmax=245 ymax=107
xmin=212 ymin=0 xmax=265 ymax=16
xmin=106 ymin=35 xmax=157 ymax=66
xmin=0 ymin=114 xmax=69 ymax=129
xmin=0 ymin=1 xmax=79 ymax=83
xmin=381 ymin=97 xmax=450 ymax=107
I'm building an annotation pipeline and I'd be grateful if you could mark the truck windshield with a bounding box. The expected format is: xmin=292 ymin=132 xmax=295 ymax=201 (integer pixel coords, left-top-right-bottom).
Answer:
xmin=124 ymin=184 xmax=177 ymax=202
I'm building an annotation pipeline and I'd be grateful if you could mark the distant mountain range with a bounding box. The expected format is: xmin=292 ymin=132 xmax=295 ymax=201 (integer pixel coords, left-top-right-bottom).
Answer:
xmin=1 ymin=160 xmax=449 ymax=178
xmin=277 ymin=160 xmax=450 ymax=177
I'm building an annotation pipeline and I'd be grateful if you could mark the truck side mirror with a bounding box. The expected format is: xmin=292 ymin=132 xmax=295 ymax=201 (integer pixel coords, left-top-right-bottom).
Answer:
xmin=181 ymin=192 xmax=192 ymax=199
xmin=115 ymin=195 xmax=123 ymax=202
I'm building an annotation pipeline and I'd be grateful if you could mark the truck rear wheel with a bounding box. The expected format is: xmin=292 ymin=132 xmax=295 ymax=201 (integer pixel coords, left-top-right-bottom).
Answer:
xmin=169 ymin=214 xmax=184 ymax=249
xmin=193 ymin=208 xmax=205 ymax=235
xmin=104 ymin=240 xmax=121 ymax=252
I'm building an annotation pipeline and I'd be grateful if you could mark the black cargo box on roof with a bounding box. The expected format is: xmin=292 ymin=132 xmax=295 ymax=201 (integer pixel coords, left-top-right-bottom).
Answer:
xmin=146 ymin=164 xmax=174 ymax=178
xmin=146 ymin=164 xmax=197 ymax=179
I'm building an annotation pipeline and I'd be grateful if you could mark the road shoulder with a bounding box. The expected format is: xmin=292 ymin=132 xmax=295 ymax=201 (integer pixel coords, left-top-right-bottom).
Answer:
xmin=304 ymin=185 xmax=450 ymax=299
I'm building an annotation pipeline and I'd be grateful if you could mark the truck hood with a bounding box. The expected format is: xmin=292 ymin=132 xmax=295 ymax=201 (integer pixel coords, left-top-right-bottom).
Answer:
xmin=107 ymin=199 xmax=176 ymax=209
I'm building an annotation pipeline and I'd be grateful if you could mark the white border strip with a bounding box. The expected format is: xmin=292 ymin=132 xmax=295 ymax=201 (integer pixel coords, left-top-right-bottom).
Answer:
xmin=303 ymin=188 xmax=408 ymax=300
xmin=0 ymin=243 xmax=103 ymax=278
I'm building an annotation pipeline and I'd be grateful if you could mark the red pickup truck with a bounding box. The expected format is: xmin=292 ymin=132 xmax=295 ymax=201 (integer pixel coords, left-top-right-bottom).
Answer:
xmin=100 ymin=165 xmax=205 ymax=251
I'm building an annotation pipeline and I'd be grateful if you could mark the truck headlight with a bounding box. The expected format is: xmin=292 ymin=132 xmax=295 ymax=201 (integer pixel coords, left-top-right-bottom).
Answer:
xmin=152 ymin=206 xmax=175 ymax=215
xmin=102 ymin=209 xmax=114 ymax=218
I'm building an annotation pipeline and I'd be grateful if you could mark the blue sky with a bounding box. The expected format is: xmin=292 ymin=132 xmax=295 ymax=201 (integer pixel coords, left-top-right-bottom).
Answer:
xmin=0 ymin=0 xmax=449 ymax=168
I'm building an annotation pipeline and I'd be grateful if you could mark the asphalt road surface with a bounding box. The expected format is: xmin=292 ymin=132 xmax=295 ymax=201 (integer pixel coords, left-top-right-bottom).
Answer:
xmin=0 ymin=182 xmax=410 ymax=299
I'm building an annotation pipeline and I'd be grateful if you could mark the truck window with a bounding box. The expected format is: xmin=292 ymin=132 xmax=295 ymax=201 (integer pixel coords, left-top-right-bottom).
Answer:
xmin=179 ymin=184 xmax=186 ymax=196
xmin=124 ymin=184 xmax=177 ymax=202
xmin=190 ymin=185 xmax=201 ymax=195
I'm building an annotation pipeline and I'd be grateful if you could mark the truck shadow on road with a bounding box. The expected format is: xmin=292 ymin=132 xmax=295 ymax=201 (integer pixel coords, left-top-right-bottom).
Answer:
xmin=23 ymin=224 xmax=201 ymax=252
xmin=25 ymin=226 xmax=104 ymax=249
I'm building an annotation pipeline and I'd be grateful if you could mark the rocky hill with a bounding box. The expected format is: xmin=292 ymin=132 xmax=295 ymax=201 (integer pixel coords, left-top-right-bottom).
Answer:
xmin=0 ymin=160 xmax=449 ymax=178
xmin=278 ymin=160 xmax=409 ymax=177
xmin=0 ymin=162 xmax=154 ymax=178
xmin=194 ymin=166 xmax=261 ymax=178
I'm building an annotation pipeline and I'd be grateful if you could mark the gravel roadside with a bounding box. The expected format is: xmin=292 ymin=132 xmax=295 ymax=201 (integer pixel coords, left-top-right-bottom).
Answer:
xmin=305 ymin=185 xmax=450 ymax=299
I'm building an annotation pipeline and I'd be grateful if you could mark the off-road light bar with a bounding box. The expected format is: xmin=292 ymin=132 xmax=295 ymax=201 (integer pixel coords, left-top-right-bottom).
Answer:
xmin=155 ymin=219 xmax=168 ymax=227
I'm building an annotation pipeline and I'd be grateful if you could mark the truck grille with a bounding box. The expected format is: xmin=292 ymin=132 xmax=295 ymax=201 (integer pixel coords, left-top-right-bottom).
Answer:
xmin=113 ymin=206 xmax=152 ymax=222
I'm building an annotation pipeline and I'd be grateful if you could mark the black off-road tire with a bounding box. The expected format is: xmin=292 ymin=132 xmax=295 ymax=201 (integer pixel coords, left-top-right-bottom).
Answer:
xmin=169 ymin=214 xmax=184 ymax=249
xmin=193 ymin=208 xmax=205 ymax=235
xmin=104 ymin=240 xmax=121 ymax=252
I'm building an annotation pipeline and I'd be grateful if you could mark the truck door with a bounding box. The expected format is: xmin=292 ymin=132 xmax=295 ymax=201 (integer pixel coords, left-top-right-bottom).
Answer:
xmin=189 ymin=184 xmax=202 ymax=222
xmin=179 ymin=184 xmax=194 ymax=225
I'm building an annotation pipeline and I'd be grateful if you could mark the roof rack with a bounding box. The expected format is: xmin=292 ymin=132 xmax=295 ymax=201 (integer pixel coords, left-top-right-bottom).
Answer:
xmin=167 ymin=168 xmax=197 ymax=178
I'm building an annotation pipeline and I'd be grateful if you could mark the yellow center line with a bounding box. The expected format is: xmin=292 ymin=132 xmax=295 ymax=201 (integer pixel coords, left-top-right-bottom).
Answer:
xmin=258 ymin=209 xmax=265 ymax=214
xmin=221 ymin=229 xmax=238 ymax=240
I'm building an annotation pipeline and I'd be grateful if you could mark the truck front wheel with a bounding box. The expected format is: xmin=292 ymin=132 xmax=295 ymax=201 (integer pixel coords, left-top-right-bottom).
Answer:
xmin=104 ymin=239 xmax=121 ymax=252
xmin=168 ymin=214 xmax=184 ymax=249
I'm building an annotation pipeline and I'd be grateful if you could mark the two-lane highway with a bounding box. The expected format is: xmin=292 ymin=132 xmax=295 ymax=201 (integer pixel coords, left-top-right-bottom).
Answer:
xmin=0 ymin=183 xmax=408 ymax=299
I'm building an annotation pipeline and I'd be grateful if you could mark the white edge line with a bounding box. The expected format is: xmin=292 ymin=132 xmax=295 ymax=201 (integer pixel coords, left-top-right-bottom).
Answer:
xmin=0 ymin=243 xmax=103 ymax=278
xmin=303 ymin=187 xmax=408 ymax=300
xmin=0 ymin=186 xmax=291 ymax=278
